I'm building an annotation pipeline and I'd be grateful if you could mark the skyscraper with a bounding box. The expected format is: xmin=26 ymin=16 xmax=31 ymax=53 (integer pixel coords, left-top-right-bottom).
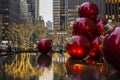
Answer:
xmin=53 ymin=0 xmax=66 ymax=31
xmin=20 ymin=0 xmax=32 ymax=23
xmin=0 ymin=0 xmax=20 ymax=40
xmin=26 ymin=0 xmax=39 ymax=23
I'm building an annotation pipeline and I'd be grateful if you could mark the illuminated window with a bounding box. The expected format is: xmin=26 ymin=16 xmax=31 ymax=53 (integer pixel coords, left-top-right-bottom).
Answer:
xmin=114 ymin=0 xmax=117 ymax=2
xmin=4 ymin=15 xmax=9 ymax=18
xmin=60 ymin=14 xmax=66 ymax=16
xmin=3 ymin=23 xmax=9 ymax=25
xmin=118 ymin=15 xmax=120 ymax=18
xmin=112 ymin=0 xmax=115 ymax=3
xmin=106 ymin=0 xmax=109 ymax=3
xmin=112 ymin=15 xmax=115 ymax=19
xmin=106 ymin=15 xmax=108 ymax=19
xmin=68 ymin=9 xmax=73 ymax=11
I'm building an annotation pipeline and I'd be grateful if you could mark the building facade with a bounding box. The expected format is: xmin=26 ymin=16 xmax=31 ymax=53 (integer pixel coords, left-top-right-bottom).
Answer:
xmin=0 ymin=0 xmax=20 ymax=40
xmin=53 ymin=0 xmax=106 ymax=31
xmin=20 ymin=0 xmax=32 ymax=23
xmin=65 ymin=0 xmax=106 ymax=28
xmin=53 ymin=0 xmax=66 ymax=31
xmin=65 ymin=0 xmax=120 ymax=27
xmin=26 ymin=0 xmax=39 ymax=23
xmin=105 ymin=0 xmax=120 ymax=21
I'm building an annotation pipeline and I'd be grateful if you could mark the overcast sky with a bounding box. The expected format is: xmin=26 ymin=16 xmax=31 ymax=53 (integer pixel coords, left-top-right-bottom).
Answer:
xmin=39 ymin=0 xmax=53 ymax=23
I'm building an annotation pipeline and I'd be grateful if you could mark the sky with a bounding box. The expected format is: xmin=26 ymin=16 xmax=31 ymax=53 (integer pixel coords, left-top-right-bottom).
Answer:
xmin=39 ymin=0 xmax=53 ymax=23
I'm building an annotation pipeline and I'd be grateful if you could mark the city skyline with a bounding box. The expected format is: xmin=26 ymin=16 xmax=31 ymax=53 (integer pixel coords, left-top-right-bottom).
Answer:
xmin=39 ymin=0 xmax=53 ymax=23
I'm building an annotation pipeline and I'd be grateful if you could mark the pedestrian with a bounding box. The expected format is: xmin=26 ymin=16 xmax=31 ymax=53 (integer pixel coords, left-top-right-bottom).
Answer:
xmin=7 ymin=45 xmax=12 ymax=53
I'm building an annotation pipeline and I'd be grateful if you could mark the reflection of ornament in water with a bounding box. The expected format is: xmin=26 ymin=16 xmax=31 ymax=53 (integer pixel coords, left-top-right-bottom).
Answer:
xmin=66 ymin=57 xmax=85 ymax=76
xmin=66 ymin=57 xmax=108 ymax=80
xmin=4 ymin=53 xmax=44 ymax=79
xmin=37 ymin=54 xmax=52 ymax=68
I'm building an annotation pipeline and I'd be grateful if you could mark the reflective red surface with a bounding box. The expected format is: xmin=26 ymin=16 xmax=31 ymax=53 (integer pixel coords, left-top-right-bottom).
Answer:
xmin=66 ymin=57 xmax=109 ymax=80
xmin=66 ymin=36 xmax=91 ymax=59
xmin=37 ymin=39 xmax=52 ymax=54
xmin=72 ymin=17 xmax=95 ymax=40
xmin=103 ymin=27 xmax=120 ymax=71
xmin=78 ymin=2 xmax=99 ymax=21
xmin=37 ymin=54 xmax=52 ymax=67
xmin=0 ymin=53 xmax=119 ymax=80
xmin=95 ymin=19 xmax=107 ymax=36
xmin=89 ymin=37 xmax=103 ymax=59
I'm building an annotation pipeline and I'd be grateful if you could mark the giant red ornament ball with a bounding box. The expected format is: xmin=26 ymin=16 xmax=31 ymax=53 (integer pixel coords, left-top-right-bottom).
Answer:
xmin=37 ymin=54 xmax=52 ymax=67
xmin=89 ymin=37 xmax=102 ymax=59
xmin=72 ymin=17 xmax=95 ymax=40
xmin=78 ymin=2 xmax=99 ymax=21
xmin=37 ymin=39 xmax=52 ymax=54
xmin=103 ymin=27 xmax=120 ymax=71
xmin=66 ymin=35 xmax=91 ymax=59
xmin=95 ymin=19 xmax=107 ymax=36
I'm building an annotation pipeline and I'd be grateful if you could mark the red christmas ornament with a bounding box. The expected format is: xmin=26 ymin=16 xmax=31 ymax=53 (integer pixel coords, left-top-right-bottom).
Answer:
xmin=72 ymin=17 xmax=95 ymax=40
xmin=37 ymin=39 xmax=52 ymax=54
xmin=103 ymin=27 xmax=120 ymax=71
xmin=89 ymin=37 xmax=103 ymax=59
xmin=78 ymin=2 xmax=99 ymax=21
xmin=37 ymin=54 xmax=52 ymax=67
xmin=66 ymin=58 xmax=84 ymax=76
xmin=95 ymin=19 xmax=107 ymax=36
xmin=66 ymin=35 xmax=91 ymax=59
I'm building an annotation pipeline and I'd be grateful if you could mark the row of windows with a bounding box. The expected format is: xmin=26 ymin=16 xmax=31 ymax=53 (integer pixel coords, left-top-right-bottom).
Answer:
xmin=106 ymin=0 xmax=120 ymax=3
xmin=0 ymin=8 xmax=9 ymax=11
xmin=54 ymin=22 xmax=60 ymax=25
xmin=54 ymin=6 xmax=60 ymax=9
xmin=60 ymin=13 xmax=66 ymax=16
xmin=106 ymin=14 xmax=120 ymax=19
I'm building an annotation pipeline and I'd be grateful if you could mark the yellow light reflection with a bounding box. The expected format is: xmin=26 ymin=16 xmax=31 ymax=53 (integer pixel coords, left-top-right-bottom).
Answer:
xmin=4 ymin=53 xmax=44 ymax=79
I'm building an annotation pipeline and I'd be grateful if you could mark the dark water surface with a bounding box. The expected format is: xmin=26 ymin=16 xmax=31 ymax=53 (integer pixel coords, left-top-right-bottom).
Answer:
xmin=0 ymin=53 xmax=119 ymax=80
